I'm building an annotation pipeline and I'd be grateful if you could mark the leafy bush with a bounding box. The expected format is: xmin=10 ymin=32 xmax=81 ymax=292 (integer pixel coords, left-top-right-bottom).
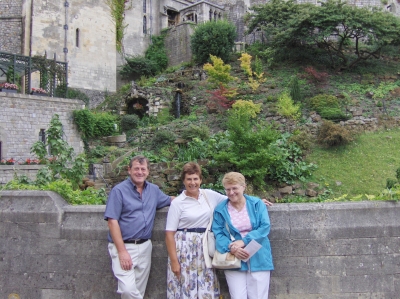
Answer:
xmin=319 ymin=107 xmax=348 ymax=121
xmin=317 ymin=120 xmax=353 ymax=147
xmin=267 ymin=133 xmax=317 ymax=183
xmin=121 ymin=114 xmax=140 ymax=132
xmin=203 ymin=55 xmax=236 ymax=87
xmin=119 ymin=55 xmax=159 ymax=79
xmin=191 ymin=20 xmax=237 ymax=64
xmin=151 ymin=130 xmax=177 ymax=149
xmin=386 ymin=178 xmax=398 ymax=189
xmin=289 ymin=75 xmax=302 ymax=103
xmin=288 ymin=131 xmax=313 ymax=151
xmin=181 ymin=124 xmax=210 ymax=141
xmin=276 ymin=93 xmax=301 ymax=120
xmin=30 ymin=114 xmax=88 ymax=189
xmin=92 ymin=112 xmax=119 ymax=137
xmin=231 ymin=100 xmax=262 ymax=119
xmin=309 ymin=94 xmax=340 ymax=112
xmin=145 ymin=34 xmax=168 ymax=73
xmin=73 ymin=109 xmax=96 ymax=139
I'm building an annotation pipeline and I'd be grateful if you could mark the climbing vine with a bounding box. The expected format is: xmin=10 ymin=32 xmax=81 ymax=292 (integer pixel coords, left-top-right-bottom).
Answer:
xmin=107 ymin=0 xmax=130 ymax=53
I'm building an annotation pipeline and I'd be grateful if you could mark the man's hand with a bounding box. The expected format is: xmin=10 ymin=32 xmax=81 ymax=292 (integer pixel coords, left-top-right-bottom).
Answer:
xmin=118 ymin=250 xmax=133 ymax=271
xmin=262 ymin=198 xmax=273 ymax=206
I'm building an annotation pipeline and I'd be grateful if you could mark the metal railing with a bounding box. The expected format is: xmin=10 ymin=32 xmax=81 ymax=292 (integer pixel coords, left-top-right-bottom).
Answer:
xmin=0 ymin=51 xmax=68 ymax=97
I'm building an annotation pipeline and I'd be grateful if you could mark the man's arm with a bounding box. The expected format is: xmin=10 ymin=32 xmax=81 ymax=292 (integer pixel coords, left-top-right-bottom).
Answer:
xmin=108 ymin=219 xmax=132 ymax=270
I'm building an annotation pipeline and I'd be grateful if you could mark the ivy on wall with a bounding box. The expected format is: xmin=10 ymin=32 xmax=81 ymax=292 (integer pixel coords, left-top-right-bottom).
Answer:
xmin=107 ymin=0 xmax=130 ymax=52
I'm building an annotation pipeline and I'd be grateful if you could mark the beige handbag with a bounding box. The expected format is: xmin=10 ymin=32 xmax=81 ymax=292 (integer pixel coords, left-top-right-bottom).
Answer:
xmin=211 ymin=223 xmax=241 ymax=270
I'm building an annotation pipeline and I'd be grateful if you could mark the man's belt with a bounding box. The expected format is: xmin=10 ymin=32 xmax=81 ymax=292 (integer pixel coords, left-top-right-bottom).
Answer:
xmin=177 ymin=228 xmax=206 ymax=233
xmin=124 ymin=238 xmax=149 ymax=244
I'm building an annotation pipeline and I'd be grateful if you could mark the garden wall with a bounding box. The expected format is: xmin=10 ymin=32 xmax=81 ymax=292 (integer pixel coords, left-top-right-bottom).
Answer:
xmin=0 ymin=165 xmax=44 ymax=186
xmin=1 ymin=190 xmax=399 ymax=299
xmin=0 ymin=92 xmax=84 ymax=163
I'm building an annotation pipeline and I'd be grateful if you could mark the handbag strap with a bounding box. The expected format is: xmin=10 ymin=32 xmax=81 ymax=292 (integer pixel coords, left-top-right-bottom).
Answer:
xmin=202 ymin=190 xmax=214 ymax=221
xmin=203 ymin=190 xmax=235 ymax=241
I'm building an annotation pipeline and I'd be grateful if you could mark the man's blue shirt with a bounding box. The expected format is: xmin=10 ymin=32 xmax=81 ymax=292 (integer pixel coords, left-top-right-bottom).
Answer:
xmin=104 ymin=178 xmax=171 ymax=242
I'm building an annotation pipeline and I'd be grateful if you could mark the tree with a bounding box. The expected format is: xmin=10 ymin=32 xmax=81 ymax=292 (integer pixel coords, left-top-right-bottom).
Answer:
xmin=247 ymin=0 xmax=400 ymax=69
xmin=191 ymin=20 xmax=237 ymax=64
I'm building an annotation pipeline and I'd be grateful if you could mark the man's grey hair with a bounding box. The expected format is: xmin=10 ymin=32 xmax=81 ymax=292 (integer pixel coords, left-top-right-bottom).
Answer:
xmin=129 ymin=155 xmax=150 ymax=169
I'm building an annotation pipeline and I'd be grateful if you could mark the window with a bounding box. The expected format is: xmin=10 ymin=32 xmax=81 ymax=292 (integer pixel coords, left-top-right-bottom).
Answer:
xmin=39 ymin=129 xmax=46 ymax=144
xmin=214 ymin=11 xmax=217 ymax=21
xmin=143 ymin=16 xmax=147 ymax=34
xmin=218 ymin=13 xmax=221 ymax=20
xmin=209 ymin=10 xmax=212 ymax=21
xmin=75 ymin=28 xmax=80 ymax=48
xmin=143 ymin=0 xmax=146 ymax=13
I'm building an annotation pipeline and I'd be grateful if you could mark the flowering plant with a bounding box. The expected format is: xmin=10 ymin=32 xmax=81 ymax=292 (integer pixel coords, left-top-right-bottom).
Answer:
xmin=20 ymin=158 xmax=40 ymax=165
xmin=5 ymin=158 xmax=15 ymax=165
xmin=31 ymin=87 xmax=47 ymax=94
xmin=1 ymin=83 xmax=18 ymax=90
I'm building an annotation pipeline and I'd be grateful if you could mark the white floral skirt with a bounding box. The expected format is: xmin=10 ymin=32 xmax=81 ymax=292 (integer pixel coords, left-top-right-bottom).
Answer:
xmin=167 ymin=231 xmax=220 ymax=299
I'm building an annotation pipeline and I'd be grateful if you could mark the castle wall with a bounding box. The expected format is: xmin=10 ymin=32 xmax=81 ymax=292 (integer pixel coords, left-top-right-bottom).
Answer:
xmin=165 ymin=23 xmax=194 ymax=67
xmin=0 ymin=92 xmax=84 ymax=162
xmin=0 ymin=0 xmax=23 ymax=54
xmin=30 ymin=0 xmax=117 ymax=92
xmin=1 ymin=191 xmax=400 ymax=298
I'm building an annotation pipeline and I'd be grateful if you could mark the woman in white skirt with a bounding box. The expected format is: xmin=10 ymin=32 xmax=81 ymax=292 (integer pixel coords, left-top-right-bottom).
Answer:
xmin=165 ymin=162 xmax=227 ymax=298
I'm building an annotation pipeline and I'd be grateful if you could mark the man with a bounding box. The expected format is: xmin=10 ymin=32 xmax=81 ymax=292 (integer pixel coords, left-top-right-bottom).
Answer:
xmin=104 ymin=155 xmax=173 ymax=299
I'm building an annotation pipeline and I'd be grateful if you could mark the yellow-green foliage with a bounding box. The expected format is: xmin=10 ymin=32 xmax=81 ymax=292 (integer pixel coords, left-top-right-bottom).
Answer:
xmin=203 ymin=55 xmax=236 ymax=87
xmin=248 ymin=77 xmax=260 ymax=91
xmin=238 ymin=52 xmax=252 ymax=76
xmin=232 ymin=99 xmax=262 ymax=119
xmin=277 ymin=93 xmax=301 ymax=120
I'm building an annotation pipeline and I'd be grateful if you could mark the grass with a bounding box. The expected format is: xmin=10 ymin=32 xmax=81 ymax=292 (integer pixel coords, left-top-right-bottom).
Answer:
xmin=306 ymin=128 xmax=400 ymax=198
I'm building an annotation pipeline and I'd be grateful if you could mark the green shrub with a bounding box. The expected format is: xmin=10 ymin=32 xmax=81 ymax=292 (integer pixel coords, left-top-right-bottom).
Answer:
xmin=145 ymin=34 xmax=168 ymax=73
xmin=288 ymin=131 xmax=313 ymax=151
xmin=319 ymin=107 xmax=348 ymax=121
xmin=276 ymin=93 xmax=301 ymax=120
xmin=396 ymin=167 xmax=400 ymax=181
xmin=121 ymin=114 xmax=140 ymax=132
xmin=73 ymin=109 xmax=96 ymax=139
xmin=289 ymin=75 xmax=302 ymax=103
xmin=119 ymin=55 xmax=158 ymax=79
xmin=181 ymin=124 xmax=210 ymax=141
xmin=309 ymin=94 xmax=340 ymax=112
xmin=386 ymin=178 xmax=398 ymax=189
xmin=191 ymin=20 xmax=237 ymax=64
xmin=151 ymin=130 xmax=177 ymax=149
xmin=317 ymin=120 xmax=353 ymax=147
xmin=92 ymin=112 xmax=119 ymax=137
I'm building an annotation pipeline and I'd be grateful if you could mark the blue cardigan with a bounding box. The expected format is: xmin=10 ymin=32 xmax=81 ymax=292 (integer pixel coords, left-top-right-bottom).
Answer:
xmin=212 ymin=194 xmax=274 ymax=272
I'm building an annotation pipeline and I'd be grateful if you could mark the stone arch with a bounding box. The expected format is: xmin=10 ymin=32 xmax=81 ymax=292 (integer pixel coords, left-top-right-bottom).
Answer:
xmin=126 ymin=97 xmax=149 ymax=118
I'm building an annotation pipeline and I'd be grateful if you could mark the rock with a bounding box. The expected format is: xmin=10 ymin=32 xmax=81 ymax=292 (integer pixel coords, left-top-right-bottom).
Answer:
xmin=279 ymin=186 xmax=293 ymax=194
xmin=307 ymin=182 xmax=320 ymax=189
xmin=335 ymin=181 xmax=342 ymax=186
xmin=306 ymin=189 xmax=318 ymax=197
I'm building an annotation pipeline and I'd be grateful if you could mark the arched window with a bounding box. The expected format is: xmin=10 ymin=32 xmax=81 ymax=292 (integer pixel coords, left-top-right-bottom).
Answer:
xmin=143 ymin=16 xmax=147 ymax=34
xmin=214 ymin=11 xmax=217 ymax=21
xmin=209 ymin=10 xmax=212 ymax=21
xmin=195 ymin=14 xmax=197 ymax=24
xmin=75 ymin=28 xmax=80 ymax=48
xmin=218 ymin=13 xmax=221 ymax=20
xmin=143 ymin=0 xmax=146 ymax=13
xmin=39 ymin=129 xmax=46 ymax=144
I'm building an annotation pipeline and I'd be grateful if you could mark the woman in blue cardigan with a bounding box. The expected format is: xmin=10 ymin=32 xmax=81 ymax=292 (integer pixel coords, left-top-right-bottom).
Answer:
xmin=212 ymin=172 xmax=274 ymax=299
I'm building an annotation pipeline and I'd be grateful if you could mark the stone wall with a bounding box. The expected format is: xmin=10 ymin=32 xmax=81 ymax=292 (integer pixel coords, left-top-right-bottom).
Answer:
xmin=0 ymin=165 xmax=44 ymax=186
xmin=0 ymin=0 xmax=23 ymax=54
xmin=165 ymin=23 xmax=195 ymax=67
xmin=1 ymin=190 xmax=399 ymax=298
xmin=0 ymin=92 xmax=84 ymax=162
